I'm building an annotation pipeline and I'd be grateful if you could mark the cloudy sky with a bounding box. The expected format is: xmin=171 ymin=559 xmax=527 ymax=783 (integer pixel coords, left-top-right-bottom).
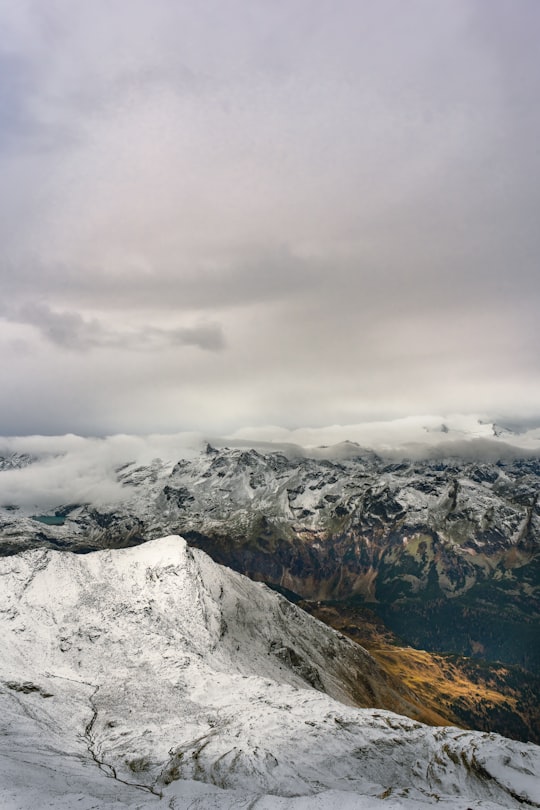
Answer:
xmin=1 ymin=0 xmax=539 ymax=437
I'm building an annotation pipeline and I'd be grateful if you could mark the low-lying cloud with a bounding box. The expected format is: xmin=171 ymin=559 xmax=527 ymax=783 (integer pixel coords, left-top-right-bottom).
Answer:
xmin=2 ymin=418 xmax=540 ymax=510
xmin=0 ymin=432 xmax=205 ymax=509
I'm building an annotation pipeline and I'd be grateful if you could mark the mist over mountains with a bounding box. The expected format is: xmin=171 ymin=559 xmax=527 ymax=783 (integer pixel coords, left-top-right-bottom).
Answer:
xmin=2 ymin=418 xmax=540 ymax=756
xmin=2 ymin=415 xmax=540 ymax=509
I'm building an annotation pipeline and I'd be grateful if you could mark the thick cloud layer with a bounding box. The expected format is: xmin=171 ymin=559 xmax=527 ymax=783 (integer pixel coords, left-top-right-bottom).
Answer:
xmin=1 ymin=1 xmax=539 ymax=435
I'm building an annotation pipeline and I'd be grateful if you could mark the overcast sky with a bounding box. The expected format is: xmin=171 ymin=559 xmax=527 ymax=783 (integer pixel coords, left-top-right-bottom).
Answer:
xmin=1 ymin=0 xmax=539 ymax=437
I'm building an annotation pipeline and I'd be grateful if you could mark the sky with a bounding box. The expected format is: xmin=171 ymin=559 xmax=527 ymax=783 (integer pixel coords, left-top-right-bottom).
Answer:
xmin=1 ymin=0 xmax=540 ymax=437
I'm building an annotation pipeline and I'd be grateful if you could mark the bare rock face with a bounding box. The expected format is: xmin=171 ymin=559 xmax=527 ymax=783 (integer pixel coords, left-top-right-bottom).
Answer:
xmin=1 ymin=536 xmax=539 ymax=809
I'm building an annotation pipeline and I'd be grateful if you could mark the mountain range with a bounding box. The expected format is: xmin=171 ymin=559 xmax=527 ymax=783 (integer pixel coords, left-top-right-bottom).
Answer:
xmin=1 ymin=440 xmax=539 ymax=745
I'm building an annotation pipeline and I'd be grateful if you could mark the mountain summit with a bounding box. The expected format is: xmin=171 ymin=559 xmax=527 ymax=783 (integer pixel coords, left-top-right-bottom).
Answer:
xmin=1 ymin=536 xmax=539 ymax=808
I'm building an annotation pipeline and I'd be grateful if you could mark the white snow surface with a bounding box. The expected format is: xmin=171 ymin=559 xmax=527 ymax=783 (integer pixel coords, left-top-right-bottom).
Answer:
xmin=0 ymin=535 xmax=539 ymax=809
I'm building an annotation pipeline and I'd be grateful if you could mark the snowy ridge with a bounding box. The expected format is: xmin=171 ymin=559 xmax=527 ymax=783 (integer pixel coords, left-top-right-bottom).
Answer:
xmin=1 ymin=536 xmax=539 ymax=809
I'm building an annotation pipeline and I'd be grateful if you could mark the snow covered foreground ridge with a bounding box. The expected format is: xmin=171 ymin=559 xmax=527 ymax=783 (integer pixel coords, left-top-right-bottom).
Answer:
xmin=1 ymin=537 xmax=539 ymax=810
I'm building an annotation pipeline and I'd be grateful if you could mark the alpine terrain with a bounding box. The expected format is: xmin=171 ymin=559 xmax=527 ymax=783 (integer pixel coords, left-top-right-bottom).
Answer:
xmin=1 ymin=535 xmax=539 ymax=809
xmin=2 ymin=441 xmax=539 ymax=742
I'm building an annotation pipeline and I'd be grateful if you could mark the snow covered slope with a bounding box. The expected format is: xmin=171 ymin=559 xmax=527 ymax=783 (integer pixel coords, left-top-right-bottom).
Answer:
xmin=1 ymin=536 xmax=539 ymax=809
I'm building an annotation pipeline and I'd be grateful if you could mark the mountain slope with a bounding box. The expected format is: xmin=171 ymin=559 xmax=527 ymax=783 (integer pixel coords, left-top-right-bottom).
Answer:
xmin=1 ymin=536 xmax=539 ymax=809
xmin=301 ymin=600 xmax=540 ymax=743
xmin=1 ymin=444 xmax=539 ymax=741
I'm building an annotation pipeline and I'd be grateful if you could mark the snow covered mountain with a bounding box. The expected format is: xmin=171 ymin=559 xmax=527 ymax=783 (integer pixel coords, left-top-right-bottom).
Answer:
xmin=2 ymin=444 xmax=538 ymax=668
xmin=1 ymin=535 xmax=539 ymax=809
xmin=2 ymin=442 xmax=539 ymax=742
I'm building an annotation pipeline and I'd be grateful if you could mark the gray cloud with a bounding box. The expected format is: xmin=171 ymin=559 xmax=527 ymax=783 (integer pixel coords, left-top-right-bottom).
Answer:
xmin=16 ymin=302 xmax=106 ymax=350
xmin=0 ymin=0 xmax=539 ymax=435
xmin=1 ymin=302 xmax=225 ymax=352
xmin=168 ymin=324 xmax=225 ymax=352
